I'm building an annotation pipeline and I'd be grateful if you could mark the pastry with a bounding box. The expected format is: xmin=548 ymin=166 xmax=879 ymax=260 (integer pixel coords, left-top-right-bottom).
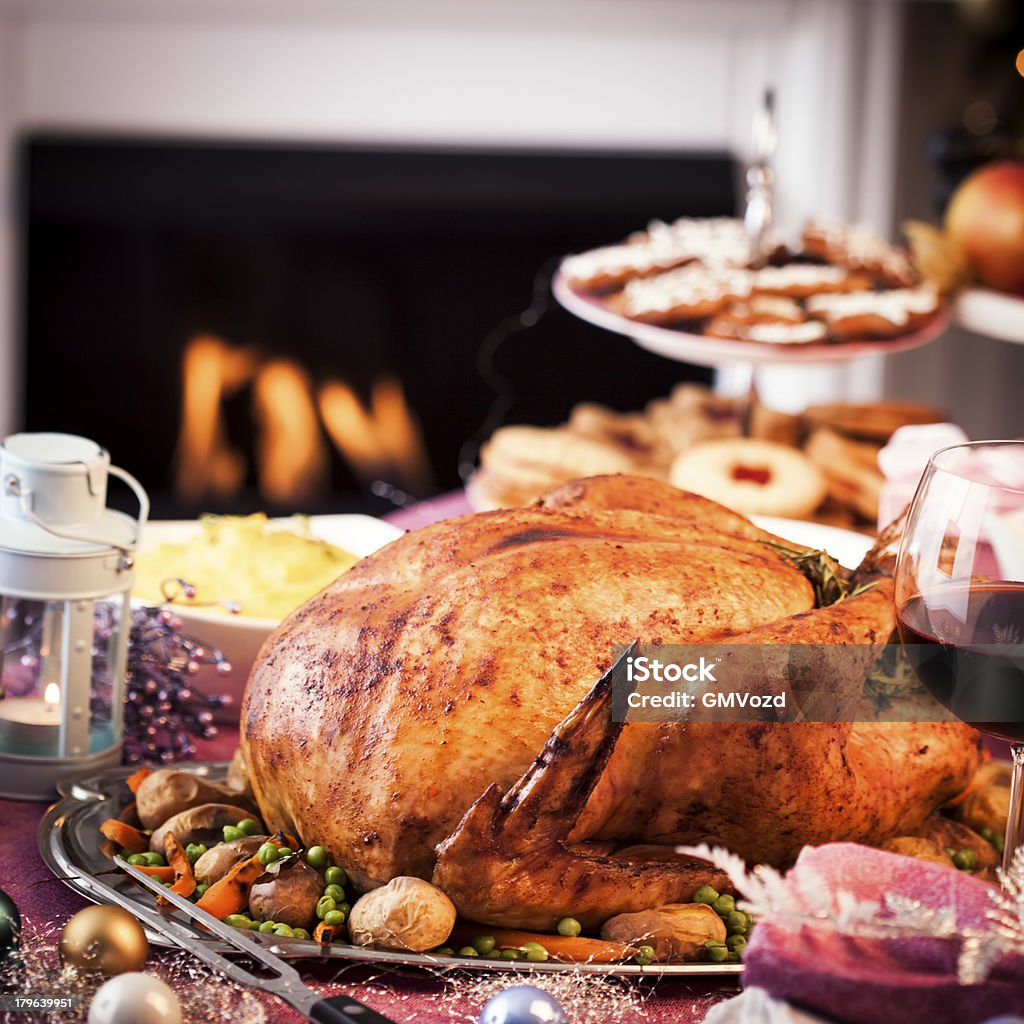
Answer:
xmin=804 ymin=427 xmax=884 ymax=522
xmin=566 ymin=403 xmax=674 ymax=473
xmin=705 ymin=318 xmax=830 ymax=346
xmin=805 ymin=286 xmax=941 ymax=339
xmin=803 ymin=400 xmax=944 ymax=443
xmin=610 ymin=265 xmax=754 ymax=323
xmin=645 ymin=384 xmax=742 ymax=454
xmin=751 ymin=264 xmax=873 ymax=298
xmin=668 ymin=438 xmax=828 ymax=518
xmin=561 ymin=217 xmax=756 ymax=291
xmin=802 ymin=219 xmax=917 ymax=287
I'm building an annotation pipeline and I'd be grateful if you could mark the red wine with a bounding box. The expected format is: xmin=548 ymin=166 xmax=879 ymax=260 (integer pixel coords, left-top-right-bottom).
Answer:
xmin=897 ymin=582 xmax=1024 ymax=742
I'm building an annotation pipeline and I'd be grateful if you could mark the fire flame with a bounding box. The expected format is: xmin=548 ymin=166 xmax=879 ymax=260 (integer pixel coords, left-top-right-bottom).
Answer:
xmin=175 ymin=336 xmax=432 ymax=504
xmin=252 ymin=360 xmax=327 ymax=504
xmin=319 ymin=376 xmax=432 ymax=493
xmin=44 ymin=683 xmax=60 ymax=707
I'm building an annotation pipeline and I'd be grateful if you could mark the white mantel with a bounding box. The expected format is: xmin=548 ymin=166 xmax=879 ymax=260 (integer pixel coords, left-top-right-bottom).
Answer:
xmin=0 ymin=0 xmax=909 ymax=433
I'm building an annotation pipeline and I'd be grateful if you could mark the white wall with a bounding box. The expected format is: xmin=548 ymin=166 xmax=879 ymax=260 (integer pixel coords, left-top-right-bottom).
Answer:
xmin=0 ymin=0 xmax=910 ymax=434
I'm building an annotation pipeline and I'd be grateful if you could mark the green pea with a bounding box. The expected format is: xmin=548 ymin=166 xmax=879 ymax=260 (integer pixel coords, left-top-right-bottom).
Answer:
xmin=258 ymin=921 xmax=277 ymax=934
xmin=225 ymin=914 xmax=251 ymax=929
xmin=524 ymin=946 xmax=549 ymax=963
xmin=712 ymin=894 xmax=736 ymax=917
xmin=324 ymin=866 xmax=347 ymax=887
xmin=293 ymin=928 xmax=311 ymax=940
xmin=336 ymin=902 xmax=351 ymax=917
xmin=275 ymin=848 xmax=294 ymax=860
xmin=705 ymin=944 xmax=729 ymax=963
xmin=726 ymin=934 xmax=747 ymax=952
xmin=273 ymin=924 xmax=295 ymax=938
xmin=556 ymin=917 xmax=582 ymax=937
xmin=143 ymin=851 xmax=166 ymax=867
xmin=222 ymin=825 xmax=245 ymax=843
xmin=457 ymin=946 xmax=480 ymax=958
xmin=637 ymin=944 xmax=656 ymax=961
xmin=324 ymin=883 xmax=346 ymax=903
xmin=995 ymin=834 xmax=1006 ymax=854
xmin=316 ymin=896 xmax=337 ymax=920
xmin=693 ymin=885 xmax=719 ymax=905
xmin=727 ymin=951 xmax=740 ymax=963
xmin=194 ymin=883 xmax=209 ymax=898
xmin=257 ymin=843 xmax=280 ymax=866
xmin=185 ymin=843 xmax=208 ymax=866
xmin=726 ymin=911 xmax=748 ymax=934
xmin=306 ymin=845 xmax=329 ymax=870
xmin=433 ymin=947 xmax=454 ymax=957
xmin=126 ymin=853 xmax=149 ymax=866
xmin=500 ymin=949 xmax=523 ymax=960
xmin=952 ymin=848 xmax=978 ymax=871
xmin=237 ymin=818 xmax=261 ymax=837
xmin=323 ymin=910 xmax=345 ymax=927
xmin=472 ymin=935 xmax=496 ymax=955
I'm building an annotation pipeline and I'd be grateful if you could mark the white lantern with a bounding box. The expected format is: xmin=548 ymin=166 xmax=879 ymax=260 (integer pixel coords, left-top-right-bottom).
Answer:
xmin=0 ymin=433 xmax=148 ymax=799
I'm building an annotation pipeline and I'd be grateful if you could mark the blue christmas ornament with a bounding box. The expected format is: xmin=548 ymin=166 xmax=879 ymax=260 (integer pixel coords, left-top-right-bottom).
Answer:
xmin=479 ymin=985 xmax=568 ymax=1024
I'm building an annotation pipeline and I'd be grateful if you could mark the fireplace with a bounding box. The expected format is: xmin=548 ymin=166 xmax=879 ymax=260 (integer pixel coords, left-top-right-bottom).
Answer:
xmin=20 ymin=136 xmax=735 ymax=516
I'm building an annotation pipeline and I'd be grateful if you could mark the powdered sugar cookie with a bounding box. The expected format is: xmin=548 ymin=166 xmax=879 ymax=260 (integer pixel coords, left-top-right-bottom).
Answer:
xmin=705 ymin=317 xmax=830 ymax=346
xmin=752 ymin=264 xmax=872 ymax=298
xmin=802 ymin=219 xmax=916 ymax=287
xmin=669 ymin=438 xmax=828 ymax=518
xmin=610 ymin=265 xmax=754 ymax=323
xmin=805 ymin=286 xmax=940 ymax=339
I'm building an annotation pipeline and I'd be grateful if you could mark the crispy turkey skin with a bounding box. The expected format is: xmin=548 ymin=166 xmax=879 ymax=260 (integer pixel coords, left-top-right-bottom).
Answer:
xmin=241 ymin=477 xmax=981 ymax=927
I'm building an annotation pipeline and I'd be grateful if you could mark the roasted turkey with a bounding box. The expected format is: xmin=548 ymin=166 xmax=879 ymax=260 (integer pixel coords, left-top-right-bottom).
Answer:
xmin=241 ymin=476 xmax=981 ymax=929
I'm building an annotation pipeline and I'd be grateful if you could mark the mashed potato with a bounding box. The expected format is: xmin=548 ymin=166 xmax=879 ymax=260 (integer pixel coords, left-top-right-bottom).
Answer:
xmin=134 ymin=513 xmax=359 ymax=620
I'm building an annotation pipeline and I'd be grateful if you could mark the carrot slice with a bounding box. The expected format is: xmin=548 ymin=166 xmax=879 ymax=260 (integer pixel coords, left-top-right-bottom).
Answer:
xmin=100 ymin=818 xmax=151 ymax=855
xmin=313 ymin=921 xmax=337 ymax=945
xmin=447 ymin=925 xmax=637 ymax=963
xmin=136 ymin=865 xmax=175 ymax=882
xmin=162 ymin=833 xmax=197 ymax=901
xmin=195 ymin=853 xmax=266 ymax=919
xmin=125 ymin=766 xmax=153 ymax=794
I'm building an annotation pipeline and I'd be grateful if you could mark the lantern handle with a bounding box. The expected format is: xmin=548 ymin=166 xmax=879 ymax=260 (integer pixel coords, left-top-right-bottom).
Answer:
xmin=7 ymin=463 xmax=150 ymax=555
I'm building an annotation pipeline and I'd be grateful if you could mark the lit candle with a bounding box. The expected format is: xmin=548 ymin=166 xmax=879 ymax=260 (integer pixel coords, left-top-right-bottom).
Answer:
xmin=0 ymin=683 xmax=61 ymax=756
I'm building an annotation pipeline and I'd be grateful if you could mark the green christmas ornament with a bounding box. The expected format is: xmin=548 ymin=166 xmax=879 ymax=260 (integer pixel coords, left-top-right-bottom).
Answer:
xmin=0 ymin=889 xmax=21 ymax=963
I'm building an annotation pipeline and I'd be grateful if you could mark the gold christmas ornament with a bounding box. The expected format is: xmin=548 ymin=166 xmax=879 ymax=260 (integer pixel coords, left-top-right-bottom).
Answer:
xmin=59 ymin=905 xmax=149 ymax=976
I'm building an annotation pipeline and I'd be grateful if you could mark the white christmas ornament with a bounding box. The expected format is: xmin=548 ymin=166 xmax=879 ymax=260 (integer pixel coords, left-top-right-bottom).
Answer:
xmin=87 ymin=972 xmax=182 ymax=1024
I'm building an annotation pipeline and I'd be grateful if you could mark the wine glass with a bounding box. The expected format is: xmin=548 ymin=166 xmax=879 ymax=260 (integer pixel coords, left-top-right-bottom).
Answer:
xmin=895 ymin=440 xmax=1024 ymax=878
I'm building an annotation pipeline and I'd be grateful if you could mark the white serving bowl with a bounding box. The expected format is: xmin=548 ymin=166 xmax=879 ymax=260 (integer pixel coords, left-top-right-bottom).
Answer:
xmin=134 ymin=515 xmax=404 ymax=720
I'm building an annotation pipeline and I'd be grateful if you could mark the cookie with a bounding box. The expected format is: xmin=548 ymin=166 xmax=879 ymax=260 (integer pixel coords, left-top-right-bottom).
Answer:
xmin=645 ymin=384 xmax=742 ymax=455
xmin=668 ymin=438 xmax=828 ymax=519
xmin=705 ymin=317 xmax=830 ymax=346
xmin=562 ymin=218 xmax=760 ymax=292
xmin=803 ymin=401 xmax=945 ymax=443
xmin=804 ymin=427 xmax=883 ymax=521
xmin=567 ymin=403 xmax=674 ymax=473
xmin=751 ymin=264 xmax=872 ymax=298
xmin=611 ymin=265 xmax=754 ymax=323
xmin=805 ymin=286 xmax=941 ymax=339
xmin=802 ymin=219 xmax=916 ymax=287
xmin=720 ymin=296 xmax=806 ymax=324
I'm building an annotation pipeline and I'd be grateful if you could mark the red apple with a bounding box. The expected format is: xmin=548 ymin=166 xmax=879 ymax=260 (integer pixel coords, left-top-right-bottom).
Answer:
xmin=945 ymin=160 xmax=1024 ymax=295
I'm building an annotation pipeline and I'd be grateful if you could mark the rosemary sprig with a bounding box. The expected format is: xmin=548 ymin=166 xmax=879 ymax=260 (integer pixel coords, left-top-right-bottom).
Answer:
xmin=763 ymin=541 xmax=877 ymax=607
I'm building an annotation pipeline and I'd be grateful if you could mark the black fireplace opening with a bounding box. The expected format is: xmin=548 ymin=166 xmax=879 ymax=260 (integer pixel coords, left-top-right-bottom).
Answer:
xmin=19 ymin=136 xmax=737 ymax=517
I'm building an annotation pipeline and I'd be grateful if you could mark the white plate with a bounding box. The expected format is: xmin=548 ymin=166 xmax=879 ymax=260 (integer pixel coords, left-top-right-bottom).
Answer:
xmin=956 ymin=287 xmax=1024 ymax=345
xmin=135 ymin=515 xmax=404 ymax=716
xmin=752 ymin=516 xmax=873 ymax=570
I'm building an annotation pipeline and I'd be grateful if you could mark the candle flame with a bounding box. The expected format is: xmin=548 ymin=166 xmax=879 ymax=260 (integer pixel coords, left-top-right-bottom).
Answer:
xmin=44 ymin=683 xmax=60 ymax=707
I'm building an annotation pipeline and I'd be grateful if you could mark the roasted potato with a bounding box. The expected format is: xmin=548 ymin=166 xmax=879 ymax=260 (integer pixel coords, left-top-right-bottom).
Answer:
xmin=348 ymin=877 xmax=455 ymax=952
xmin=880 ymin=836 xmax=954 ymax=868
xmin=193 ymin=835 xmax=268 ymax=886
xmin=136 ymin=769 xmax=250 ymax=829
xmin=248 ymin=859 xmax=324 ymax=929
xmin=150 ymin=804 xmax=261 ymax=855
xmin=601 ymin=903 xmax=726 ymax=960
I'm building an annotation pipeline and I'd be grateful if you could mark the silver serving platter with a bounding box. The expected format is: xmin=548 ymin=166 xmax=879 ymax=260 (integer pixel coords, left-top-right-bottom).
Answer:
xmin=39 ymin=761 xmax=743 ymax=978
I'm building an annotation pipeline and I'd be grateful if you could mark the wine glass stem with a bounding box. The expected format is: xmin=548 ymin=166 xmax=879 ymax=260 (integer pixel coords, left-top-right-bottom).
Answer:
xmin=1003 ymin=743 xmax=1024 ymax=877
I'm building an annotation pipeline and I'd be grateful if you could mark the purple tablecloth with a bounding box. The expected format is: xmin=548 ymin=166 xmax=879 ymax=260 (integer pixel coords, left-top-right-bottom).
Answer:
xmin=5 ymin=725 xmax=737 ymax=1023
